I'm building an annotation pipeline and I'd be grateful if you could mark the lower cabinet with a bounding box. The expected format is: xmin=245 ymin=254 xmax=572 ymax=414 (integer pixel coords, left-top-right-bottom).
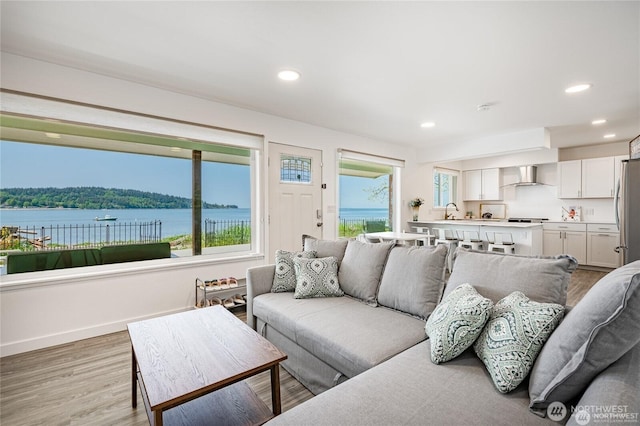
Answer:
xmin=543 ymin=223 xmax=621 ymax=268
xmin=543 ymin=223 xmax=587 ymax=265
xmin=586 ymin=224 xmax=622 ymax=268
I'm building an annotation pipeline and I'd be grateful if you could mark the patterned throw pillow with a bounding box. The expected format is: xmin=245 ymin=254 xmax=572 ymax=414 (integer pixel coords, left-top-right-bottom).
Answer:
xmin=474 ymin=291 xmax=564 ymax=393
xmin=425 ymin=283 xmax=493 ymax=364
xmin=271 ymin=250 xmax=316 ymax=293
xmin=293 ymin=256 xmax=344 ymax=299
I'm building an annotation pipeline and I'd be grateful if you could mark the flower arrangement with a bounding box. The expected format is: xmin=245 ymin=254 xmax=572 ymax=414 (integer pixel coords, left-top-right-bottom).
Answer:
xmin=409 ymin=197 xmax=425 ymax=208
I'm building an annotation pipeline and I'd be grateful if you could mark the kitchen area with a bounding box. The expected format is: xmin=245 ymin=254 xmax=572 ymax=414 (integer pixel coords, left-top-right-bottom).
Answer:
xmin=407 ymin=139 xmax=639 ymax=269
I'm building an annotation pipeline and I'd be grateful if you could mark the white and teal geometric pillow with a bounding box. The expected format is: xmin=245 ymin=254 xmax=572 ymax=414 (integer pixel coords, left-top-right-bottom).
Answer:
xmin=293 ymin=256 xmax=344 ymax=299
xmin=474 ymin=291 xmax=565 ymax=393
xmin=425 ymin=283 xmax=493 ymax=364
xmin=271 ymin=250 xmax=316 ymax=293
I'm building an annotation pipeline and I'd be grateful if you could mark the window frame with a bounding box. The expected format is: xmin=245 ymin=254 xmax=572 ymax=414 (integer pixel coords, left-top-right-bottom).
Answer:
xmin=337 ymin=149 xmax=404 ymax=235
xmin=433 ymin=167 xmax=459 ymax=209
xmin=0 ymin=91 xmax=264 ymax=269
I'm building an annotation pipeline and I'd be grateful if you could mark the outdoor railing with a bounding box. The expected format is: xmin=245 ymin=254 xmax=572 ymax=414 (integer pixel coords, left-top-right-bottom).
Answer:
xmin=204 ymin=219 xmax=251 ymax=247
xmin=1 ymin=221 xmax=162 ymax=251
xmin=339 ymin=217 xmax=389 ymax=238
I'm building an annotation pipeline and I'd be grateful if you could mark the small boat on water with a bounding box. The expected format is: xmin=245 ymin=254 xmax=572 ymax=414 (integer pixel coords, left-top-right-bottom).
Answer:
xmin=95 ymin=215 xmax=117 ymax=221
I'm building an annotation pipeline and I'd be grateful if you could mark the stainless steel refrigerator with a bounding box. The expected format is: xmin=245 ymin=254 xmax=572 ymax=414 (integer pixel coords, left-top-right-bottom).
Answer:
xmin=615 ymin=158 xmax=640 ymax=264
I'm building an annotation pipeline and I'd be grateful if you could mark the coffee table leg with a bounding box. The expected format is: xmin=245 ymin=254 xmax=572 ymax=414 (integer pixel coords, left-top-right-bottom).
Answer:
xmin=271 ymin=364 xmax=282 ymax=415
xmin=131 ymin=347 xmax=137 ymax=408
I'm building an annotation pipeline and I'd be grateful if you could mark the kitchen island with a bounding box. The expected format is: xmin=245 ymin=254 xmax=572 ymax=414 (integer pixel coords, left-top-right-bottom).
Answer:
xmin=408 ymin=220 xmax=543 ymax=256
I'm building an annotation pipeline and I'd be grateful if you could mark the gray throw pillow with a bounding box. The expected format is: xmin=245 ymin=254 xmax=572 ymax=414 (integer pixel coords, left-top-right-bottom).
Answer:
xmin=303 ymin=236 xmax=349 ymax=266
xmin=271 ymin=249 xmax=316 ymax=293
xmin=446 ymin=248 xmax=577 ymax=305
xmin=426 ymin=283 xmax=493 ymax=364
xmin=529 ymin=261 xmax=640 ymax=413
xmin=338 ymin=239 xmax=394 ymax=306
xmin=378 ymin=245 xmax=448 ymax=319
xmin=474 ymin=291 xmax=564 ymax=393
xmin=293 ymin=256 xmax=344 ymax=299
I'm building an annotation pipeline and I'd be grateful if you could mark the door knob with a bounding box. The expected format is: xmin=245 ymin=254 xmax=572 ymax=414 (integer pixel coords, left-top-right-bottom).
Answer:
xmin=316 ymin=222 xmax=323 ymax=227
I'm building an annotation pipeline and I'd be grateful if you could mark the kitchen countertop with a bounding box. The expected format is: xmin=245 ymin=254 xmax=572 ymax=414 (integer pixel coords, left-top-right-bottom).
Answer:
xmin=410 ymin=220 xmax=543 ymax=228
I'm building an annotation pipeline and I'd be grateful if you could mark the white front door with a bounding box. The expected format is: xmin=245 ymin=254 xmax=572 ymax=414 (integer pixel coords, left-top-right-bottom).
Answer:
xmin=268 ymin=143 xmax=323 ymax=261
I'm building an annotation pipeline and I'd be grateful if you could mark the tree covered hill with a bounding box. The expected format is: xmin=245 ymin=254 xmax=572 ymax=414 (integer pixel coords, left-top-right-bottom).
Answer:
xmin=0 ymin=187 xmax=238 ymax=209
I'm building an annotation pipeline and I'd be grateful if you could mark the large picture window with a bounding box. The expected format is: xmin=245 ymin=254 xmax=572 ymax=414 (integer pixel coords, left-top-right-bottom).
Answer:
xmin=0 ymin=95 xmax=260 ymax=273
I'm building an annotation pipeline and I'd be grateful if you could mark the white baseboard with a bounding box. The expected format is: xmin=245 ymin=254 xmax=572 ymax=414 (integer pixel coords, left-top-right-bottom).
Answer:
xmin=0 ymin=307 xmax=190 ymax=357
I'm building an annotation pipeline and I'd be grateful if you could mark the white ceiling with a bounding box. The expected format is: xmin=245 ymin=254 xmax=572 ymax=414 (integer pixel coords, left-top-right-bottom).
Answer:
xmin=1 ymin=1 xmax=639 ymax=152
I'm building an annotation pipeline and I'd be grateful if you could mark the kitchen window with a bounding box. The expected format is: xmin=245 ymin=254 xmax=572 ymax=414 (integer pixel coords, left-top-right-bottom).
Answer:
xmin=433 ymin=168 xmax=458 ymax=208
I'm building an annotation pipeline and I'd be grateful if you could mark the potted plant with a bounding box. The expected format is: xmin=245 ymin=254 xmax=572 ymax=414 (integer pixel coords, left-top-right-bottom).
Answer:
xmin=409 ymin=197 xmax=424 ymax=221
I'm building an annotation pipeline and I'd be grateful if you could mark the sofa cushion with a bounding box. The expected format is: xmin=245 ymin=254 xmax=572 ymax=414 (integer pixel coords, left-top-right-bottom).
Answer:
xmin=293 ymin=256 xmax=343 ymax=299
xmin=529 ymin=261 xmax=640 ymax=413
xmin=272 ymin=249 xmax=316 ymax=293
xmin=474 ymin=292 xmax=564 ymax=393
xmin=566 ymin=343 xmax=640 ymax=426
xmin=266 ymin=341 xmax=554 ymax=426
xmin=252 ymin=292 xmax=426 ymax=379
xmin=426 ymin=283 xmax=493 ymax=364
xmin=338 ymin=239 xmax=394 ymax=306
xmin=446 ymin=248 xmax=577 ymax=305
xmin=303 ymin=236 xmax=349 ymax=266
xmin=377 ymin=244 xmax=448 ymax=319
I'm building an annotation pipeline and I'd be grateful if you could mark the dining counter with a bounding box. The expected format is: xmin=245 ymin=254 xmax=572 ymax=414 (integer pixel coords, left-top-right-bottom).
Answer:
xmin=407 ymin=220 xmax=543 ymax=256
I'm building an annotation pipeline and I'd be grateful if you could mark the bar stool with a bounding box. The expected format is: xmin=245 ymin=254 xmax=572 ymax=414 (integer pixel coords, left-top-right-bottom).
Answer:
xmin=412 ymin=226 xmax=436 ymax=246
xmin=486 ymin=232 xmax=516 ymax=254
xmin=433 ymin=228 xmax=459 ymax=271
xmin=457 ymin=230 xmax=484 ymax=251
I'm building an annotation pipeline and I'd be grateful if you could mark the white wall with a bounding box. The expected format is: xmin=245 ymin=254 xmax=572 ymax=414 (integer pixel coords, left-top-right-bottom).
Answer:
xmin=0 ymin=53 xmax=421 ymax=355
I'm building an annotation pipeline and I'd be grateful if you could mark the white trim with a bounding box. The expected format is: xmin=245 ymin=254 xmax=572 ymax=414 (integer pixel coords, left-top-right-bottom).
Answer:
xmin=0 ymin=252 xmax=264 ymax=292
xmin=338 ymin=149 xmax=405 ymax=168
xmin=1 ymin=91 xmax=263 ymax=149
xmin=1 ymin=307 xmax=189 ymax=357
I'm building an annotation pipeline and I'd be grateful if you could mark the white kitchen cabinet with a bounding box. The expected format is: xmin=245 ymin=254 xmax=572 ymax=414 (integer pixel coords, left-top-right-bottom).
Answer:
xmin=463 ymin=168 xmax=501 ymax=201
xmin=558 ymin=156 xmax=622 ymax=199
xmin=543 ymin=223 xmax=587 ymax=265
xmin=557 ymin=160 xmax=582 ymax=198
xmin=586 ymin=224 xmax=621 ymax=268
xmin=582 ymin=157 xmax=615 ymax=198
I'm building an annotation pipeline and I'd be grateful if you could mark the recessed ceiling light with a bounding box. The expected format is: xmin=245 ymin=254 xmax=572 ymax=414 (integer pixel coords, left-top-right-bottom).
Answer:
xmin=604 ymin=133 xmax=616 ymax=139
xmin=565 ymin=83 xmax=592 ymax=93
xmin=170 ymin=147 xmax=182 ymax=152
xmin=45 ymin=132 xmax=61 ymax=139
xmin=278 ymin=70 xmax=301 ymax=81
xmin=420 ymin=122 xmax=435 ymax=128
xmin=591 ymin=119 xmax=607 ymax=125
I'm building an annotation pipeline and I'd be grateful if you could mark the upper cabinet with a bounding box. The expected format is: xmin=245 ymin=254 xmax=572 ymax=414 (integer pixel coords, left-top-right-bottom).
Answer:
xmin=558 ymin=156 xmax=625 ymax=199
xmin=463 ymin=168 xmax=502 ymax=201
xmin=582 ymin=157 xmax=614 ymax=198
xmin=557 ymin=160 xmax=582 ymax=198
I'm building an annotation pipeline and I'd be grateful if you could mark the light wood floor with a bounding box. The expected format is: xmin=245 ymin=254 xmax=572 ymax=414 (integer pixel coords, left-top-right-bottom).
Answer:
xmin=0 ymin=268 xmax=606 ymax=425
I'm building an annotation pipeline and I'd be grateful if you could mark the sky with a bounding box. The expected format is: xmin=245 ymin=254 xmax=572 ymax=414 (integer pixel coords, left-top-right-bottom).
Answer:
xmin=0 ymin=141 xmax=251 ymax=207
xmin=1 ymin=141 xmax=388 ymax=209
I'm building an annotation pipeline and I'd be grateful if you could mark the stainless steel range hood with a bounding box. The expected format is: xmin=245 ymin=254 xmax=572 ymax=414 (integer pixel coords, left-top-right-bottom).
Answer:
xmin=515 ymin=165 xmax=542 ymax=186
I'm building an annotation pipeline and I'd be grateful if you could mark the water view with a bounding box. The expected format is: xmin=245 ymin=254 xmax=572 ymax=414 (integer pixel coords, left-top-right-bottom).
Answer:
xmin=0 ymin=207 xmax=389 ymax=247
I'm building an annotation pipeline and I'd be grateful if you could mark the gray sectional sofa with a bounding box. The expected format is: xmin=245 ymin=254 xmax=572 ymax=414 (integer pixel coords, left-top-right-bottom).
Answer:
xmin=246 ymin=238 xmax=640 ymax=425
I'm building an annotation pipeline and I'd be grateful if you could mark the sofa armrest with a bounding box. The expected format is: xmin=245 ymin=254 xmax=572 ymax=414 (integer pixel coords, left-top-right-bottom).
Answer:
xmin=567 ymin=342 xmax=640 ymax=426
xmin=246 ymin=264 xmax=275 ymax=330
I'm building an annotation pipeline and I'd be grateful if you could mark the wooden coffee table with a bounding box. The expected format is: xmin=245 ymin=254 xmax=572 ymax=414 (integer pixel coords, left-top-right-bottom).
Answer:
xmin=128 ymin=306 xmax=287 ymax=426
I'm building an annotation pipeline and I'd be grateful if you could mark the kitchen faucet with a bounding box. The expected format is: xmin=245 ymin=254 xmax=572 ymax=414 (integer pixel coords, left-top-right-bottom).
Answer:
xmin=445 ymin=202 xmax=459 ymax=220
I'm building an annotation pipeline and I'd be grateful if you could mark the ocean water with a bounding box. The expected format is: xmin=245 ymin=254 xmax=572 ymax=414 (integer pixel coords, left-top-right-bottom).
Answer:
xmin=0 ymin=207 xmax=389 ymax=239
